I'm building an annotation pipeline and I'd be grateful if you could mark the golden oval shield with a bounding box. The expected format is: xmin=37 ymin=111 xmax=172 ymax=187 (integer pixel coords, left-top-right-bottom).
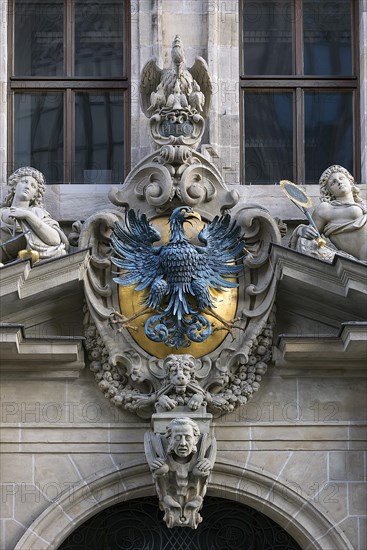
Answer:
xmin=118 ymin=216 xmax=239 ymax=358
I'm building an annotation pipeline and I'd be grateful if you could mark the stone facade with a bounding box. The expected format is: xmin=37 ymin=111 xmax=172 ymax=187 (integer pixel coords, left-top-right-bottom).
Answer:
xmin=1 ymin=1 xmax=366 ymax=221
xmin=0 ymin=2 xmax=366 ymax=550
xmin=1 ymin=242 xmax=366 ymax=550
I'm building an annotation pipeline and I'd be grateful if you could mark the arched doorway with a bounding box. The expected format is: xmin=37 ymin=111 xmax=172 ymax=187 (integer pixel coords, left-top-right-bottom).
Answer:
xmin=14 ymin=461 xmax=353 ymax=550
xmin=58 ymin=496 xmax=302 ymax=550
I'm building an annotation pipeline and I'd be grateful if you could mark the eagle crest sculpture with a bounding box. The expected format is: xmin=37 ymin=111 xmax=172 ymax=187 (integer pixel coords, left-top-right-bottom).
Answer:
xmin=140 ymin=35 xmax=212 ymax=118
xmin=111 ymin=206 xmax=244 ymax=349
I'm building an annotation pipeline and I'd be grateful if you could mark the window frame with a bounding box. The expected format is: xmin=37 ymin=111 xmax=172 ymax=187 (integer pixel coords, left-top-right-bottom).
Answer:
xmin=239 ymin=0 xmax=360 ymax=185
xmin=8 ymin=0 xmax=131 ymax=184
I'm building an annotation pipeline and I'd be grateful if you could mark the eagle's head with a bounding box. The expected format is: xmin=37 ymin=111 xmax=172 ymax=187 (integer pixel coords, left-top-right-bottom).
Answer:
xmin=169 ymin=207 xmax=202 ymax=241
xmin=171 ymin=35 xmax=185 ymax=66
xmin=171 ymin=206 xmax=201 ymax=224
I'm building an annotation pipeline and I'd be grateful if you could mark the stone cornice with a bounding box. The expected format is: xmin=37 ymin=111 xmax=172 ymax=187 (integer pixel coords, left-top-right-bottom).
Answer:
xmin=271 ymin=245 xmax=367 ymax=374
xmin=274 ymin=322 xmax=367 ymax=375
xmin=0 ymin=249 xmax=90 ymax=300
xmin=271 ymin=243 xmax=367 ymax=297
xmin=0 ymin=249 xmax=90 ymax=329
xmin=271 ymin=244 xmax=367 ymax=326
xmin=0 ymin=324 xmax=85 ymax=379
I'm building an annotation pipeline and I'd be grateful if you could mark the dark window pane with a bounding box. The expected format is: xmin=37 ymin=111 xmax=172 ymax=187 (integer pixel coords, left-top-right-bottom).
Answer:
xmin=305 ymin=91 xmax=353 ymax=183
xmin=303 ymin=0 xmax=352 ymax=75
xmin=75 ymin=1 xmax=125 ymax=77
xmin=14 ymin=93 xmax=64 ymax=183
xmin=14 ymin=0 xmax=64 ymax=76
xmin=244 ymin=92 xmax=293 ymax=184
xmin=243 ymin=0 xmax=292 ymax=75
xmin=75 ymin=92 xmax=125 ymax=183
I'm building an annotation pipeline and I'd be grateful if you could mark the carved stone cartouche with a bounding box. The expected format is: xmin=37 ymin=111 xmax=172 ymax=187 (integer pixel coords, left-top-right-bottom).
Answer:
xmin=79 ymin=37 xmax=282 ymax=530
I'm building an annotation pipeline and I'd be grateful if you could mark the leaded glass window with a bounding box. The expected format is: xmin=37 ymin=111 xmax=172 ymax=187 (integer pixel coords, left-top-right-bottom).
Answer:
xmin=241 ymin=0 xmax=359 ymax=184
xmin=10 ymin=0 xmax=130 ymax=184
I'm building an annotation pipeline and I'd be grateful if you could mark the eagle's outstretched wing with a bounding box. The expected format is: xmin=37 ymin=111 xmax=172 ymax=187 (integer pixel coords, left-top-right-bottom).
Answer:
xmin=190 ymin=57 xmax=213 ymax=118
xmin=196 ymin=215 xmax=244 ymax=291
xmin=140 ymin=59 xmax=163 ymax=117
xmin=111 ymin=210 xmax=162 ymax=291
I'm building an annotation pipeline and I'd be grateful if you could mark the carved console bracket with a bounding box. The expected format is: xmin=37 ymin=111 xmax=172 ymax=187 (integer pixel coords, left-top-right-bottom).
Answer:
xmin=144 ymin=409 xmax=216 ymax=528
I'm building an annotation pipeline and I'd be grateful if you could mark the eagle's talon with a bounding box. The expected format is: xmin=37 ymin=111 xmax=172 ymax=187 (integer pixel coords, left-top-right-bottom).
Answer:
xmin=110 ymin=310 xmax=125 ymax=321
xmin=109 ymin=308 xmax=151 ymax=333
xmin=117 ymin=324 xmax=138 ymax=332
xmin=206 ymin=309 xmax=245 ymax=334
xmin=109 ymin=318 xmax=123 ymax=326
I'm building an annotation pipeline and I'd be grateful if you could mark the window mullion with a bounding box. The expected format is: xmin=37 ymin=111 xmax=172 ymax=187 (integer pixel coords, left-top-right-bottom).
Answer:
xmin=65 ymin=0 xmax=74 ymax=76
xmin=351 ymin=1 xmax=360 ymax=182
xmin=65 ymin=0 xmax=74 ymax=182
xmin=7 ymin=92 xmax=14 ymax=174
xmin=294 ymin=0 xmax=303 ymax=75
xmin=295 ymin=87 xmax=304 ymax=184
xmin=64 ymin=89 xmax=75 ymax=183
xmin=353 ymin=89 xmax=360 ymax=181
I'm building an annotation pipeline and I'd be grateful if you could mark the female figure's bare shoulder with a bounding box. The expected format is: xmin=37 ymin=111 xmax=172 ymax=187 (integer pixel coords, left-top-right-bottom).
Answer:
xmin=289 ymin=165 xmax=367 ymax=262
xmin=313 ymin=200 xmax=332 ymax=218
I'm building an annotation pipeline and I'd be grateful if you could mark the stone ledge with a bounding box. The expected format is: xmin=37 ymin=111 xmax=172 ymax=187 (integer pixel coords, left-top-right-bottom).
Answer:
xmin=271 ymin=244 xmax=367 ymax=297
xmin=32 ymin=183 xmax=366 ymax=225
xmin=0 ymin=249 xmax=90 ymax=300
xmin=0 ymin=324 xmax=85 ymax=379
xmin=0 ymin=423 xmax=364 ymax=453
xmin=274 ymin=322 xmax=367 ymax=375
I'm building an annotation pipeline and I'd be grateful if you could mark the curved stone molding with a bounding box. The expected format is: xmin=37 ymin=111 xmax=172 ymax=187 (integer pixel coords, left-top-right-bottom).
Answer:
xmin=78 ymin=211 xmax=154 ymax=403
xmin=14 ymin=461 xmax=353 ymax=550
xmin=108 ymin=148 xmax=238 ymax=219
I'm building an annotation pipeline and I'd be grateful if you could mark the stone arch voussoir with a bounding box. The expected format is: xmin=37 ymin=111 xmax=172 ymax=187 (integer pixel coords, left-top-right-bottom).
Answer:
xmin=15 ymin=459 xmax=353 ymax=550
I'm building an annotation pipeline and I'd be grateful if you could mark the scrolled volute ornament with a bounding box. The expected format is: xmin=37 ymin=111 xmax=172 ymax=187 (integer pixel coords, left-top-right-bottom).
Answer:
xmin=179 ymin=164 xmax=217 ymax=206
xmin=108 ymin=148 xmax=238 ymax=218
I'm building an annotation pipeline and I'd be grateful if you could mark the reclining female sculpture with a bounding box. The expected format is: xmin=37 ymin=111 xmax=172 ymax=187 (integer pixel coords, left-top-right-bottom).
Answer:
xmin=0 ymin=167 xmax=68 ymax=264
xmin=290 ymin=165 xmax=366 ymax=262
